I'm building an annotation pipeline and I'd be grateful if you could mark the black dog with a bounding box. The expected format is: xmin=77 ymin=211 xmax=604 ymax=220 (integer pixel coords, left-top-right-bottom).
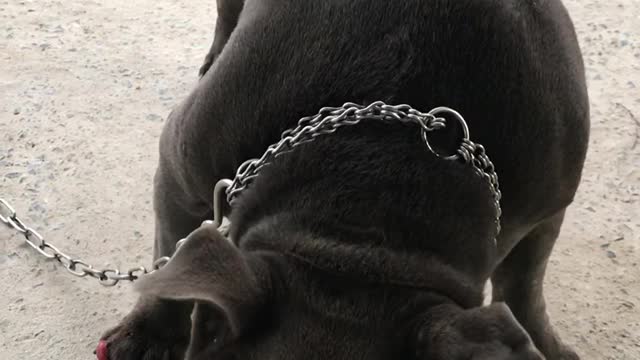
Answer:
xmin=99 ymin=0 xmax=589 ymax=359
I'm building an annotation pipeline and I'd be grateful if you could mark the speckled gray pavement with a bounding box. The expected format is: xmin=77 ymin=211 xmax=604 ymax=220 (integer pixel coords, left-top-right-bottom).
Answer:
xmin=1 ymin=1 xmax=639 ymax=359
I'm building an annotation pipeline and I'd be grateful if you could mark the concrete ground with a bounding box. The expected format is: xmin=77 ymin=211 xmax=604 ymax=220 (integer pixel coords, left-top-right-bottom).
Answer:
xmin=0 ymin=0 xmax=638 ymax=359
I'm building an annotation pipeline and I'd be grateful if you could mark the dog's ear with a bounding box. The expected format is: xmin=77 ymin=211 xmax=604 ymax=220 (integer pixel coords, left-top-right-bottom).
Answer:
xmin=135 ymin=224 xmax=270 ymax=338
xmin=414 ymin=303 xmax=544 ymax=360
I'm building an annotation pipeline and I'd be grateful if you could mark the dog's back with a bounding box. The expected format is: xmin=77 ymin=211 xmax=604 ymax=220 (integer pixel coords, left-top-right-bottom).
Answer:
xmin=177 ymin=0 xmax=588 ymax=249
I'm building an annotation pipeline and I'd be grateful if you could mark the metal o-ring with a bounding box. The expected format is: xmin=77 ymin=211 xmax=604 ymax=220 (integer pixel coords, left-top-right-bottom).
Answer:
xmin=424 ymin=107 xmax=470 ymax=161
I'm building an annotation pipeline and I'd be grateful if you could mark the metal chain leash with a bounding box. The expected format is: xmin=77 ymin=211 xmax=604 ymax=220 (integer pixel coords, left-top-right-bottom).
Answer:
xmin=226 ymin=101 xmax=502 ymax=241
xmin=0 ymin=198 xmax=187 ymax=286
xmin=1 ymin=101 xmax=502 ymax=286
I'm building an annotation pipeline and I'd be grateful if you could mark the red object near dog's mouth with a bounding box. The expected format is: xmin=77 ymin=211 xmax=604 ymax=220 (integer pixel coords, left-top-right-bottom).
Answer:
xmin=95 ymin=340 xmax=108 ymax=360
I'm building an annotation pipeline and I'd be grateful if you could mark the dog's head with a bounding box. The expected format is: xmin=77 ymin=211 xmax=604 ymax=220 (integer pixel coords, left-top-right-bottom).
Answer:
xmin=136 ymin=223 xmax=543 ymax=360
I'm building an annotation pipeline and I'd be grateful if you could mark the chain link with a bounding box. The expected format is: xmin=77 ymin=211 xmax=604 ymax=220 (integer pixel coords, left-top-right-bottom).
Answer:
xmin=227 ymin=101 xmax=447 ymax=203
xmin=226 ymin=101 xmax=502 ymax=242
xmin=458 ymin=139 xmax=502 ymax=237
xmin=1 ymin=101 xmax=502 ymax=287
xmin=0 ymin=198 xmax=189 ymax=286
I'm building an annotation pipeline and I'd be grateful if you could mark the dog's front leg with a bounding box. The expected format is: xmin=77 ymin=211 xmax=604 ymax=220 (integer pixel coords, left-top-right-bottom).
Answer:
xmin=99 ymin=159 xmax=212 ymax=359
xmin=492 ymin=210 xmax=579 ymax=359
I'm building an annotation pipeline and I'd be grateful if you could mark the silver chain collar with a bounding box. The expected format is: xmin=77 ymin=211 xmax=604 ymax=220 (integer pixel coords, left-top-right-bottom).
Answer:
xmin=224 ymin=101 xmax=501 ymax=233
xmin=0 ymin=101 xmax=501 ymax=286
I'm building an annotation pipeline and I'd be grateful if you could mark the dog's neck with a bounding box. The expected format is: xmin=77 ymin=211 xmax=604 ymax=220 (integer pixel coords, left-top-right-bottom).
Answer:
xmin=234 ymin=213 xmax=488 ymax=309
xmin=226 ymin=128 xmax=498 ymax=307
